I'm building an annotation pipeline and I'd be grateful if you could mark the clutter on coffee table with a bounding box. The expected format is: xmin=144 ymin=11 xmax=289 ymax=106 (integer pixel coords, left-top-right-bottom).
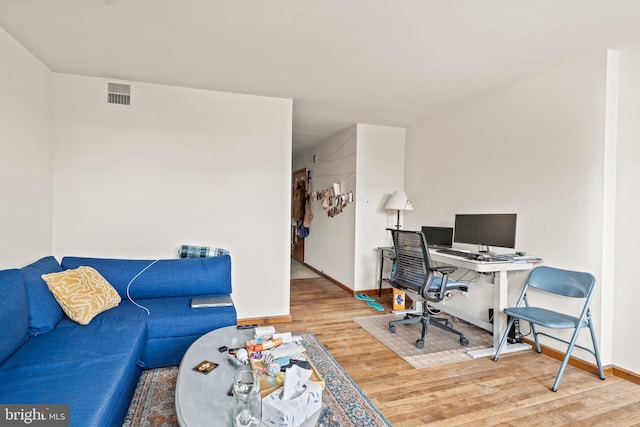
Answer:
xmin=244 ymin=332 xmax=325 ymax=399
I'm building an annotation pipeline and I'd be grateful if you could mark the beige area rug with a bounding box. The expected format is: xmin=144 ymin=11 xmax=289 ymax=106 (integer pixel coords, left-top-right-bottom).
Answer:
xmin=354 ymin=313 xmax=493 ymax=368
xmin=291 ymin=259 xmax=320 ymax=279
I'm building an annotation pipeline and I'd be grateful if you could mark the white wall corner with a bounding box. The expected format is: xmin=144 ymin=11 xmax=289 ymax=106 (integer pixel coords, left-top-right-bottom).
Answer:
xmin=600 ymin=49 xmax=619 ymax=364
xmin=353 ymin=124 xmax=406 ymax=292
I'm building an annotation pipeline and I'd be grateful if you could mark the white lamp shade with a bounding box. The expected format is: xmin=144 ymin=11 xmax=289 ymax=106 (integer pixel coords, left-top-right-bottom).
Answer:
xmin=385 ymin=191 xmax=413 ymax=211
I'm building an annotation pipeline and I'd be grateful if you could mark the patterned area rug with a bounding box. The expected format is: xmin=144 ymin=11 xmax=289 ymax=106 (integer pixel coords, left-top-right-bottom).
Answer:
xmin=123 ymin=366 xmax=178 ymax=426
xmin=354 ymin=313 xmax=493 ymax=368
xmin=123 ymin=333 xmax=390 ymax=427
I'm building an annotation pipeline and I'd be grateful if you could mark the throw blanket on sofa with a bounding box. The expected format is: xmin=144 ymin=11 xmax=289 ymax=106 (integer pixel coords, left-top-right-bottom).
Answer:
xmin=178 ymin=245 xmax=229 ymax=258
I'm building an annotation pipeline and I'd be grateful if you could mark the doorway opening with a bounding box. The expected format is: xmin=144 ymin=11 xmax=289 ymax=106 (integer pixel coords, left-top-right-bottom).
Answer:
xmin=291 ymin=168 xmax=307 ymax=263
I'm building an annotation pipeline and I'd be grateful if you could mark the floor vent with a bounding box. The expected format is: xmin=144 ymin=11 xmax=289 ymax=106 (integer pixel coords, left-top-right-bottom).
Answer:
xmin=107 ymin=82 xmax=131 ymax=105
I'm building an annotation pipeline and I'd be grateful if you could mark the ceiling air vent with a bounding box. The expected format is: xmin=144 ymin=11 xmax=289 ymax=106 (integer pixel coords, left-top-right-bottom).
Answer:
xmin=107 ymin=82 xmax=131 ymax=105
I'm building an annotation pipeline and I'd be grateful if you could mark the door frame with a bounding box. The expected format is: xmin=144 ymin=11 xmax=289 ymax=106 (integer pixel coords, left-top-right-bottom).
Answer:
xmin=291 ymin=168 xmax=307 ymax=262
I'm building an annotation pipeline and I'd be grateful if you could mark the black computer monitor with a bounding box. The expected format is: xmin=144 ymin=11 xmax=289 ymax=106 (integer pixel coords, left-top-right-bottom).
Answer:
xmin=421 ymin=226 xmax=454 ymax=248
xmin=453 ymin=213 xmax=517 ymax=249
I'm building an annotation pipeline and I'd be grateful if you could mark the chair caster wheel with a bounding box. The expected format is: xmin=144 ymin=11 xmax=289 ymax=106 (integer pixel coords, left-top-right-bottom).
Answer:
xmin=416 ymin=340 xmax=424 ymax=349
xmin=460 ymin=337 xmax=469 ymax=346
xmin=389 ymin=325 xmax=396 ymax=333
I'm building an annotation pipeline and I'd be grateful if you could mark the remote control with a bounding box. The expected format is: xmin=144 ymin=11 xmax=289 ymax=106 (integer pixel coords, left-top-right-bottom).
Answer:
xmin=236 ymin=324 xmax=258 ymax=330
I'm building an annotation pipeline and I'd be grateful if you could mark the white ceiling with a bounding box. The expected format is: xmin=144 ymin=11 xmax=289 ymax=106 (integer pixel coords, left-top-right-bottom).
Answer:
xmin=2 ymin=0 xmax=640 ymax=155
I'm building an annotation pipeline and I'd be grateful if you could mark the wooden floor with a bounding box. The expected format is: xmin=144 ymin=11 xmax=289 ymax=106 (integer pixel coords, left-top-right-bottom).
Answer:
xmin=265 ymin=273 xmax=640 ymax=426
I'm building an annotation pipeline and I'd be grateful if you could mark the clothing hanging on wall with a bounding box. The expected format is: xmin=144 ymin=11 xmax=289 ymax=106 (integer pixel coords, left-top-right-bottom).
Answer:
xmin=293 ymin=181 xmax=306 ymax=223
xmin=303 ymin=197 xmax=313 ymax=228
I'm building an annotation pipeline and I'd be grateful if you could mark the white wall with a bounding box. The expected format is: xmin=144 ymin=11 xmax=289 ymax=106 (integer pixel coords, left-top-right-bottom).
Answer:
xmin=613 ymin=51 xmax=640 ymax=374
xmin=354 ymin=124 xmax=406 ymax=291
xmin=296 ymin=127 xmax=357 ymax=286
xmin=293 ymin=124 xmax=405 ymax=291
xmin=0 ymin=27 xmax=52 ymax=269
xmin=405 ymin=50 xmax=612 ymax=364
xmin=51 ymin=74 xmax=292 ymax=319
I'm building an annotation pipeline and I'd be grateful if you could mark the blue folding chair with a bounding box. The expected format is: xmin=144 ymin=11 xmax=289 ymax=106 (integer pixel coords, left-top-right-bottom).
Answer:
xmin=492 ymin=265 xmax=605 ymax=391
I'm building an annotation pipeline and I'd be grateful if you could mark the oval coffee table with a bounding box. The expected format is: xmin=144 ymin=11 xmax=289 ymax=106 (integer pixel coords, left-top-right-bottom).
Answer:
xmin=175 ymin=326 xmax=255 ymax=426
xmin=176 ymin=326 xmax=322 ymax=427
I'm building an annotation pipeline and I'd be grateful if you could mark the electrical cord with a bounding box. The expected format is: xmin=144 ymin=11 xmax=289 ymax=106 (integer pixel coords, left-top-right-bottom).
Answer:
xmin=126 ymin=259 xmax=160 ymax=315
xmin=519 ymin=320 xmax=532 ymax=338
xmin=451 ymin=270 xmax=481 ymax=284
xmin=426 ymin=305 xmax=442 ymax=315
xmin=432 ymin=260 xmax=479 ymax=284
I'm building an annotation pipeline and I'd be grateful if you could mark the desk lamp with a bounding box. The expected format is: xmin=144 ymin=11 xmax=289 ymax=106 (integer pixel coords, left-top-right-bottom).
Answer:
xmin=385 ymin=191 xmax=413 ymax=229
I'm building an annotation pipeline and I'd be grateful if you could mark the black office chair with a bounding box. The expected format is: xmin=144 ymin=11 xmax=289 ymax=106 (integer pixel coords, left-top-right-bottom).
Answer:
xmin=387 ymin=229 xmax=469 ymax=349
xmin=492 ymin=265 xmax=605 ymax=391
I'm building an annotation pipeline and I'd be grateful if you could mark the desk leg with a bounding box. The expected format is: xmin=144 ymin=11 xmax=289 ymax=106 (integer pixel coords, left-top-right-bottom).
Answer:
xmin=468 ymin=270 xmax=530 ymax=358
xmin=378 ymin=250 xmax=384 ymax=297
xmin=493 ymin=270 xmax=508 ymax=349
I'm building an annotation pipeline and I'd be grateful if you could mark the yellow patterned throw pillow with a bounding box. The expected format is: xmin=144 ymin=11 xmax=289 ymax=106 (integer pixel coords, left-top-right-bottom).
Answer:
xmin=41 ymin=266 xmax=121 ymax=325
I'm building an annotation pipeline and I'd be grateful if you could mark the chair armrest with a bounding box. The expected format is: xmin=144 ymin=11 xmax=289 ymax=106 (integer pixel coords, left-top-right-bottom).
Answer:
xmin=423 ymin=265 xmax=458 ymax=302
xmin=430 ymin=265 xmax=457 ymax=275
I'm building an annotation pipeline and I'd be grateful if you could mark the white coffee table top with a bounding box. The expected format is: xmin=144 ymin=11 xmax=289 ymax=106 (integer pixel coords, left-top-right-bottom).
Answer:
xmin=175 ymin=326 xmax=254 ymax=427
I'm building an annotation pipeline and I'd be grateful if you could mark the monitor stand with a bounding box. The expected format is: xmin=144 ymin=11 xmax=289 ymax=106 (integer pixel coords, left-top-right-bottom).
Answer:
xmin=478 ymin=244 xmax=494 ymax=255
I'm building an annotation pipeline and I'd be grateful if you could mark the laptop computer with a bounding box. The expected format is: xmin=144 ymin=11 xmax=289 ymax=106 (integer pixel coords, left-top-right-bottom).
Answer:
xmin=421 ymin=226 xmax=454 ymax=249
xmin=190 ymin=295 xmax=234 ymax=308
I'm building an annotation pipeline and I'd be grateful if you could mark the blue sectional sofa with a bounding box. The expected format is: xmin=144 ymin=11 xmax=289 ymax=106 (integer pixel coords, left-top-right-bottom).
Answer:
xmin=0 ymin=255 xmax=237 ymax=427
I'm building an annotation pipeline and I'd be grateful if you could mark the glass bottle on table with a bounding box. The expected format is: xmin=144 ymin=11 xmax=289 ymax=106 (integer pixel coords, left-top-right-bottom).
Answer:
xmin=232 ymin=369 xmax=261 ymax=427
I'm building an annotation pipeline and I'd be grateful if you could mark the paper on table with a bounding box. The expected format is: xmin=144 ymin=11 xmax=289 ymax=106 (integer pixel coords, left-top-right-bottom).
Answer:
xmin=265 ymin=343 xmax=306 ymax=360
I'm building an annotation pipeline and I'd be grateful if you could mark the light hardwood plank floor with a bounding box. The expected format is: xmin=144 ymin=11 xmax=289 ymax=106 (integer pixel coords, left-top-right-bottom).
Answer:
xmin=267 ymin=274 xmax=640 ymax=426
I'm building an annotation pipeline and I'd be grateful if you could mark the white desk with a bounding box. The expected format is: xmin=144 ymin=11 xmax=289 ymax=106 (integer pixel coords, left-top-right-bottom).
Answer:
xmin=428 ymin=249 xmax=535 ymax=358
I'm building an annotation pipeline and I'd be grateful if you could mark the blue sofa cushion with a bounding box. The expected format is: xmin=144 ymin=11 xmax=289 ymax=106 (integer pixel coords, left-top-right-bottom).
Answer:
xmin=20 ymin=256 xmax=65 ymax=335
xmin=61 ymin=256 xmax=232 ymax=298
xmin=138 ymin=295 xmax=236 ymax=367
xmin=0 ymin=320 xmax=147 ymax=427
xmin=62 ymin=296 xmax=237 ymax=367
xmin=81 ymin=296 xmax=236 ymax=338
xmin=0 ymin=269 xmax=29 ymax=364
